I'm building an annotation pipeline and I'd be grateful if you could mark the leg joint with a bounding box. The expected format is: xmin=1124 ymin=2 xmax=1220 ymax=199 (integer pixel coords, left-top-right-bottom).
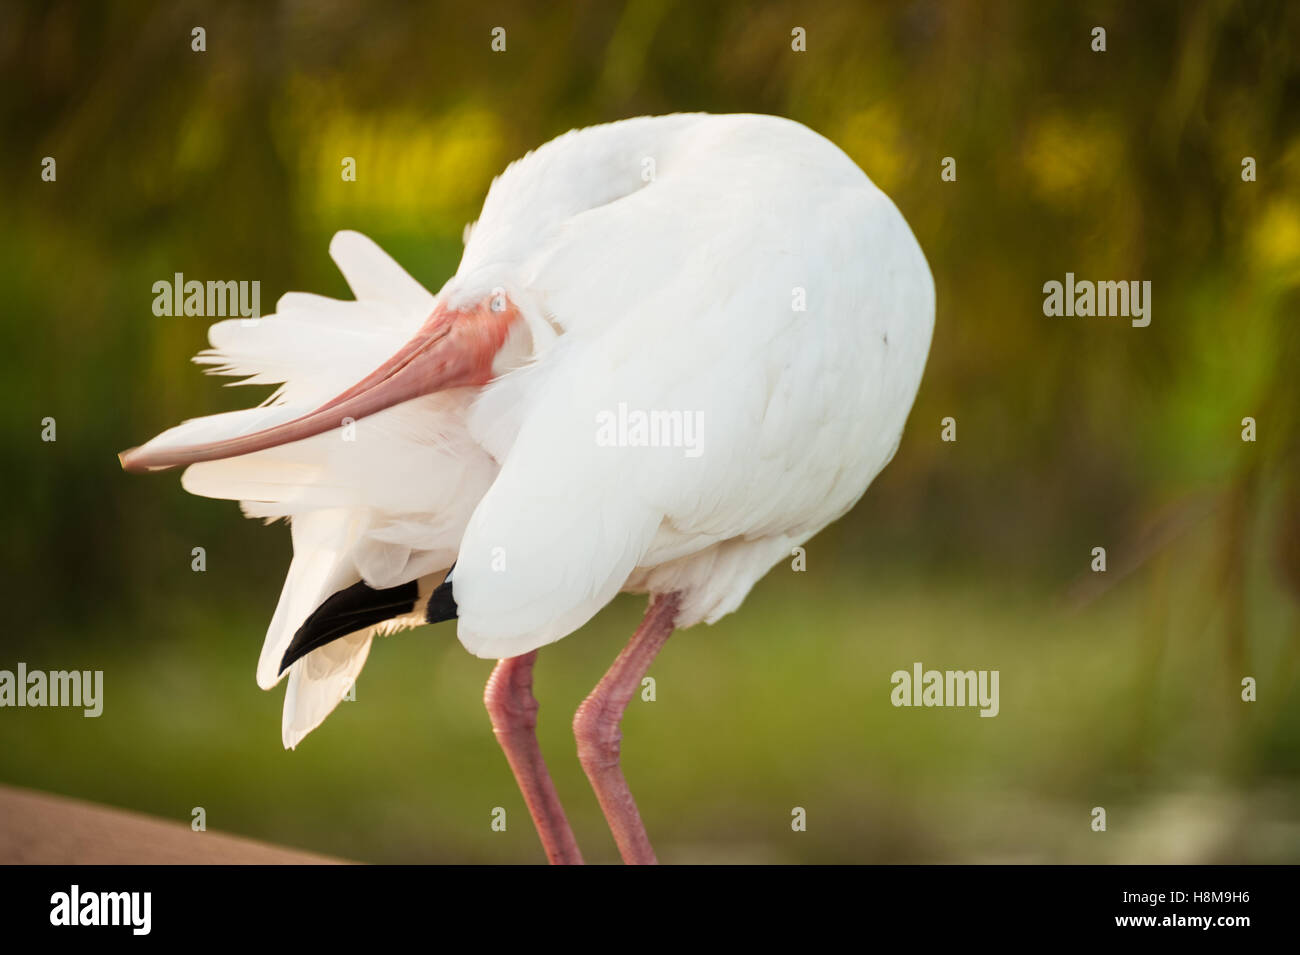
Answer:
xmin=573 ymin=697 xmax=622 ymax=770
xmin=484 ymin=659 xmax=540 ymax=732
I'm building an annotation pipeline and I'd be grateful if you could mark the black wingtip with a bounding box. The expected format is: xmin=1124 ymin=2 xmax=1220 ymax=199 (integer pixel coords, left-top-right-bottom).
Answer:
xmin=278 ymin=579 xmax=419 ymax=675
xmin=425 ymin=572 xmax=458 ymax=625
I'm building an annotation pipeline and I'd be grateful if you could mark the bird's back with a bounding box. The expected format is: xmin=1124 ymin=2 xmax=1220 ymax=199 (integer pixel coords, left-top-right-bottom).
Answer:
xmin=453 ymin=114 xmax=934 ymax=654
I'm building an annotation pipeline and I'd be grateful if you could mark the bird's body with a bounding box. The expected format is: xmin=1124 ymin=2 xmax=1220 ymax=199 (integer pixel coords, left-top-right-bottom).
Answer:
xmin=123 ymin=113 xmax=934 ymax=862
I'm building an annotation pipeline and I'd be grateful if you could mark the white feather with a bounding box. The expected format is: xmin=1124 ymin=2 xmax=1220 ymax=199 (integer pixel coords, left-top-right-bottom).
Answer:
xmin=451 ymin=113 xmax=933 ymax=655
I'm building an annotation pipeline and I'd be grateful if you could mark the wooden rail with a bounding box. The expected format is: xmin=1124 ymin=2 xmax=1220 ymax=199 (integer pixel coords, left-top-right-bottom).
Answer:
xmin=0 ymin=784 xmax=345 ymax=864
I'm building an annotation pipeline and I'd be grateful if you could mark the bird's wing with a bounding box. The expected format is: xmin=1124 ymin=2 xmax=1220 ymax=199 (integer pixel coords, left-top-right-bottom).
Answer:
xmin=454 ymin=123 xmax=934 ymax=657
xmin=132 ymin=232 xmax=497 ymax=743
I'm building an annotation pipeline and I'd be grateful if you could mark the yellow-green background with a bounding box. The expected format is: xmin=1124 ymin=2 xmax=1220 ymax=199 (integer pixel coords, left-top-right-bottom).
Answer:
xmin=1 ymin=0 xmax=1297 ymax=862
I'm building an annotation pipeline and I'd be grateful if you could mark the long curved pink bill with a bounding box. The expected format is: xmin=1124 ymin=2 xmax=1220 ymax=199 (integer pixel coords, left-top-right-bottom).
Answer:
xmin=119 ymin=302 xmax=514 ymax=473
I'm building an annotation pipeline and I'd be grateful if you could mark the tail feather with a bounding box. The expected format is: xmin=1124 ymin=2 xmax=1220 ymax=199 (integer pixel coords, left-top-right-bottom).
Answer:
xmin=328 ymin=230 xmax=437 ymax=315
xmin=279 ymin=575 xmax=444 ymax=750
xmin=282 ymin=632 xmax=373 ymax=750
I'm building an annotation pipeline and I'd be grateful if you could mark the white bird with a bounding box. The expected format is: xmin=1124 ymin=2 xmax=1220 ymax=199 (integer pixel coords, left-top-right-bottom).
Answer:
xmin=121 ymin=112 xmax=934 ymax=865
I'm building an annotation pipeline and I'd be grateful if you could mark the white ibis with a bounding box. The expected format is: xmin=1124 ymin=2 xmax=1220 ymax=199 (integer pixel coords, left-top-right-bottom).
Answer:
xmin=121 ymin=113 xmax=934 ymax=864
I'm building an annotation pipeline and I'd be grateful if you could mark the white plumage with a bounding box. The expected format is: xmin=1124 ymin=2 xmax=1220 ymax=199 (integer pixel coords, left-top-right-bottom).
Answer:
xmin=127 ymin=113 xmax=934 ymax=754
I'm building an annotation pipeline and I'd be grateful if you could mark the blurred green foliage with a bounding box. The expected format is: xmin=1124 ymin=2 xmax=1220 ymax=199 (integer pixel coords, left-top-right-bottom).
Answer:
xmin=1 ymin=1 xmax=1297 ymax=861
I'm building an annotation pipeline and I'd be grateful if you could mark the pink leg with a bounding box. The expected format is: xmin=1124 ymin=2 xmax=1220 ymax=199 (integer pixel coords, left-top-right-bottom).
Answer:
xmin=573 ymin=591 xmax=681 ymax=865
xmin=484 ymin=651 xmax=584 ymax=865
